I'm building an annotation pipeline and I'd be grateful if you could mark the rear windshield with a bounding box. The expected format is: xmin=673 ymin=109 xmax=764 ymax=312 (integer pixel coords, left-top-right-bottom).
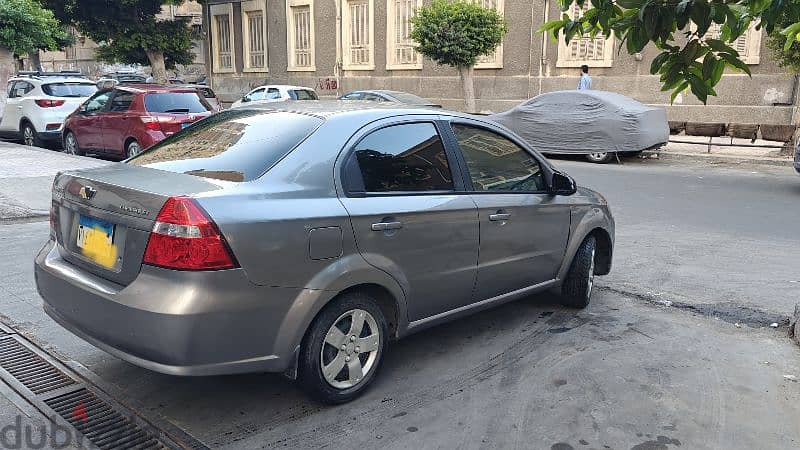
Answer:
xmin=144 ymin=92 xmax=211 ymax=113
xmin=291 ymin=89 xmax=318 ymax=100
xmin=42 ymin=83 xmax=97 ymax=98
xmin=127 ymin=110 xmax=323 ymax=182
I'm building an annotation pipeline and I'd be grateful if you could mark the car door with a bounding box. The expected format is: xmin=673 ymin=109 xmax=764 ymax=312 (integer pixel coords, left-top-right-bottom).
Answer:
xmin=0 ymin=81 xmax=21 ymax=133
xmin=98 ymin=90 xmax=135 ymax=155
xmin=72 ymin=90 xmax=113 ymax=151
xmin=447 ymin=121 xmax=571 ymax=302
xmin=338 ymin=120 xmax=479 ymax=321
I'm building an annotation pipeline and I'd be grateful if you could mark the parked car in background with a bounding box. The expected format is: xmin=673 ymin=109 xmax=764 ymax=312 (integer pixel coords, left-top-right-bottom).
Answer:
xmin=490 ymin=90 xmax=669 ymax=163
xmin=101 ymin=72 xmax=148 ymax=84
xmin=230 ymin=85 xmax=318 ymax=108
xmin=0 ymin=71 xmax=97 ymax=147
xmin=36 ymin=101 xmax=614 ymax=404
xmin=178 ymin=84 xmax=222 ymax=112
xmin=62 ymin=84 xmax=214 ymax=159
xmin=339 ymin=90 xmax=442 ymax=108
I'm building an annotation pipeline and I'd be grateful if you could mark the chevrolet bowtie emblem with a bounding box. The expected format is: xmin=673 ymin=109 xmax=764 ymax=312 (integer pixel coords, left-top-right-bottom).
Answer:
xmin=79 ymin=186 xmax=97 ymax=200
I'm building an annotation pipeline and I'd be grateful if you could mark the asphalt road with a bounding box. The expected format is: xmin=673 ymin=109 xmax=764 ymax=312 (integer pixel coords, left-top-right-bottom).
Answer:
xmin=0 ymin=156 xmax=798 ymax=449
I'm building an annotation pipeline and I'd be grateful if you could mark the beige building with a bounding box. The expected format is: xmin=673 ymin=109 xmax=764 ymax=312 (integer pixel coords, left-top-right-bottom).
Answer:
xmin=33 ymin=1 xmax=206 ymax=79
xmin=203 ymin=0 xmax=799 ymax=124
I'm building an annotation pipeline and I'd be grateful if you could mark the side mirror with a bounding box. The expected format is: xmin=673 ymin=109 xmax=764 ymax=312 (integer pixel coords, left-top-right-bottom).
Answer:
xmin=550 ymin=172 xmax=577 ymax=196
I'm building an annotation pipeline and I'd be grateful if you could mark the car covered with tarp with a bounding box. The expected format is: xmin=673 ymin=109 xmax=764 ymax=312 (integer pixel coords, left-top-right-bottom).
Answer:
xmin=489 ymin=90 xmax=669 ymax=163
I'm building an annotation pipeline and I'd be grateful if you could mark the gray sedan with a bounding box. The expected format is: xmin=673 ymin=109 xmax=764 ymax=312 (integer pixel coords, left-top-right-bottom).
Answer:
xmin=35 ymin=102 xmax=614 ymax=403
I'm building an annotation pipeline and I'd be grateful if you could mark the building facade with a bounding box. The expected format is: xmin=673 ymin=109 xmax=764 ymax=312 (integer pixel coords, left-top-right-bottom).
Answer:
xmin=203 ymin=0 xmax=799 ymax=124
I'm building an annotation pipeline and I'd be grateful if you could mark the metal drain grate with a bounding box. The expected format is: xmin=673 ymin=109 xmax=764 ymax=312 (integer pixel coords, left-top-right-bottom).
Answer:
xmin=0 ymin=337 xmax=75 ymax=394
xmin=46 ymin=388 xmax=167 ymax=449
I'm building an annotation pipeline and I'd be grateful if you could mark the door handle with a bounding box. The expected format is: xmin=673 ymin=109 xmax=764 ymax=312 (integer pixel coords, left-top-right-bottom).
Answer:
xmin=489 ymin=213 xmax=511 ymax=221
xmin=371 ymin=221 xmax=403 ymax=231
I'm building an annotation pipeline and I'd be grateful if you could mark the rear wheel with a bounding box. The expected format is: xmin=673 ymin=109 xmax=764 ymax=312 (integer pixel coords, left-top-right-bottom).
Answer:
xmin=21 ymin=123 xmax=42 ymax=147
xmin=125 ymin=140 xmax=141 ymax=159
xmin=63 ymin=132 xmax=83 ymax=156
xmin=560 ymin=236 xmax=597 ymax=308
xmin=585 ymin=152 xmax=615 ymax=164
xmin=298 ymin=292 xmax=387 ymax=404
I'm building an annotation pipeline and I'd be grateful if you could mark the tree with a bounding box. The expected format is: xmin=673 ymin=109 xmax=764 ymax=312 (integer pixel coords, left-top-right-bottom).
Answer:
xmin=540 ymin=0 xmax=800 ymax=104
xmin=411 ymin=0 xmax=507 ymax=112
xmin=42 ymin=0 xmax=193 ymax=83
xmin=0 ymin=0 xmax=72 ymax=64
xmin=766 ymin=9 xmax=800 ymax=74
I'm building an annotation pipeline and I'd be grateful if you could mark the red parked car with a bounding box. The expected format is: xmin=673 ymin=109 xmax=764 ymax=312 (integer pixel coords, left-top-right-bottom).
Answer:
xmin=62 ymin=84 xmax=214 ymax=159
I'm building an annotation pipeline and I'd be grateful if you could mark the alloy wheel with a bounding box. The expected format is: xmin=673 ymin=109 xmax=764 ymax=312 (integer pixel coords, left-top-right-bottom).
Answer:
xmin=64 ymin=133 xmax=77 ymax=155
xmin=320 ymin=309 xmax=381 ymax=389
xmin=586 ymin=152 xmax=609 ymax=163
xmin=22 ymin=126 xmax=35 ymax=146
xmin=127 ymin=141 xmax=141 ymax=158
xmin=586 ymin=247 xmax=596 ymax=299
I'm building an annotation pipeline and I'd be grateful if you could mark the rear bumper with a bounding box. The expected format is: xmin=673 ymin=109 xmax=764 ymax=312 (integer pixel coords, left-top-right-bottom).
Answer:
xmin=38 ymin=131 xmax=62 ymax=142
xmin=34 ymin=239 xmax=313 ymax=376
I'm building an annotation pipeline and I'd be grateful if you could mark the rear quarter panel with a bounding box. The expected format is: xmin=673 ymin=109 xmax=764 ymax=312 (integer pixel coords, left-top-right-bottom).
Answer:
xmin=556 ymin=187 xmax=615 ymax=280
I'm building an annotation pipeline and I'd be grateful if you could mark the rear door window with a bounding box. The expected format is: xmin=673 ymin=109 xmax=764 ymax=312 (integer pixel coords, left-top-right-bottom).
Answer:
xmin=42 ymin=83 xmax=97 ymax=97
xmin=349 ymin=123 xmax=454 ymax=193
xmin=144 ymin=92 xmax=211 ymax=113
xmin=266 ymin=88 xmax=281 ymax=100
xmin=128 ymin=110 xmax=323 ymax=182
xmin=291 ymin=89 xmax=318 ymax=100
xmin=109 ymin=91 xmax=135 ymax=112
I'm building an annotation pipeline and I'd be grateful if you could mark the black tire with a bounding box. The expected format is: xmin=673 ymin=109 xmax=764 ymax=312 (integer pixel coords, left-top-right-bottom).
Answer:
xmin=63 ymin=131 xmax=84 ymax=156
xmin=298 ymin=291 xmax=388 ymax=404
xmin=585 ymin=152 xmax=615 ymax=164
xmin=21 ymin=122 xmax=43 ymax=147
xmin=125 ymin=140 xmax=142 ymax=159
xmin=560 ymin=235 xmax=597 ymax=308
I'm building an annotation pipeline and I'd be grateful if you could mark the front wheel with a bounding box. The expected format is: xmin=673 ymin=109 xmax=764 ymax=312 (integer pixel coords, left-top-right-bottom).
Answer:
xmin=585 ymin=152 xmax=615 ymax=164
xmin=298 ymin=292 xmax=388 ymax=404
xmin=559 ymin=236 xmax=597 ymax=308
xmin=63 ymin=132 xmax=83 ymax=156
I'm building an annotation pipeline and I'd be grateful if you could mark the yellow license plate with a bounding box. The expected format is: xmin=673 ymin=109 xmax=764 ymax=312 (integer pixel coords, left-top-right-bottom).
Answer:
xmin=77 ymin=215 xmax=117 ymax=268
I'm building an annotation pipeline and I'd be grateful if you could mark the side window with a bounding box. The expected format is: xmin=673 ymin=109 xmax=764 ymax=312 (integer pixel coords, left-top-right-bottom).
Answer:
xmin=362 ymin=93 xmax=384 ymax=102
xmin=452 ymin=123 xmax=546 ymax=192
xmin=84 ymin=91 xmax=113 ymax=113
xmin=266 ymin=88 xmax=281 ymax=99
xmin=248 ymin=88 xmax=265 ymax=101
xmin=343 ymin=93 xmax=362 ymax=100
xmin=351 ymin=123 xmax=454 ymax=193
xmin=13 ymin=81 xmax=33 ymax=98
xmin=6 ymin=82 xmax=17 ymax=99
xmin=109 ymin=91 xmax=134 ymax=112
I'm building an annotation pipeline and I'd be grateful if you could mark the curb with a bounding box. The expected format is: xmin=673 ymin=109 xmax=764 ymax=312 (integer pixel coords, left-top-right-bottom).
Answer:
xmin=644 ymin=150 xmax=794 ymax=167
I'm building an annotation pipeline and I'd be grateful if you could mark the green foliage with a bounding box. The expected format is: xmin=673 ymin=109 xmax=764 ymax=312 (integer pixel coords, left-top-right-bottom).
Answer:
xmin=0 ymin=0 xmax=72 ymax=55
xmin=410 ymin=0 xmax=507 ymax=68
xmin=41 ymin=0 xmax=192 ymax=68
xmin=539 ymin=0 xmax=800 ymax=104
xmin=765 ymin=8 xmax=800 ymax=73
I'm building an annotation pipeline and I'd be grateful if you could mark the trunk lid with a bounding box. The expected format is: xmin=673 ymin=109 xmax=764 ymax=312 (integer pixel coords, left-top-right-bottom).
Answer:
xmin=52 ymin=163 xmax=225 ymax=285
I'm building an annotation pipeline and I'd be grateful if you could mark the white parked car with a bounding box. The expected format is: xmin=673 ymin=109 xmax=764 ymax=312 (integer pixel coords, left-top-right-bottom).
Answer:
xmin=0 ymin=72 xmax=98 ymax=147
xmin=230 ymin=85 xmax=318 ymax=109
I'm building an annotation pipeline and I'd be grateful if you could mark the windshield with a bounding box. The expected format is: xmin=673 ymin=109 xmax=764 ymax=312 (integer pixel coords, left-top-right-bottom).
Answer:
xmin=42 ymin=83 xmax=97 ymax=98
xmin=128 ymin=110 xmax=323 ymax=182
xmin=144 ymin=92 xmax=211 ymax=113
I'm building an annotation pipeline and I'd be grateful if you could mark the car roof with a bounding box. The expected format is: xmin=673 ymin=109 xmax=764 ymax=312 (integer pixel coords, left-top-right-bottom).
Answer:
xmin=237 ymin=99 xmax=475 ymax=122
xmin=10 ymin=76 xmax=92 ymax=84
xmin=252 ymin=84 xmax=315 ymax=91
xmin=114 ymin=84 xmax=204 ymax=94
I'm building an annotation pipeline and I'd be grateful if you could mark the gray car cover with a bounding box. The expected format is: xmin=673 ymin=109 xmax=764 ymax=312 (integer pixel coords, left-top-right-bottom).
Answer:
xmin=489 ymin=90 xmax=669 ymax=154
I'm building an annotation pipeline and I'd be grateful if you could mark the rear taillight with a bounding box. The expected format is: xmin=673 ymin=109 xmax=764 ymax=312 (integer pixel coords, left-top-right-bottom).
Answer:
xmin=143 ymin=197 xmax=238 ymax=270
xmin=35 ymin=99 xmax=65 ymax=108
xmin=140 ymin=116 xmax=162 ymax=131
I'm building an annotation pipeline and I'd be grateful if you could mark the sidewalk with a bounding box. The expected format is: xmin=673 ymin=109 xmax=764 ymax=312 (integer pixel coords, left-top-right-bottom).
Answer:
xmin=653 ymin=135 xmax=795 ymax=166
xmin=0 ymin=142 xmax=110 ymax=221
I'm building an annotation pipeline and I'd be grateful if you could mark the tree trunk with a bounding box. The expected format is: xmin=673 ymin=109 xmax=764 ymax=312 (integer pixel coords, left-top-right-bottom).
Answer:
xmin=458 ymin=65 xmax=476 ymax=113
xmin=30 ymin=51 xmax=42 ymax=72
xmin=145 ymin=49 xmax=168 ymax=84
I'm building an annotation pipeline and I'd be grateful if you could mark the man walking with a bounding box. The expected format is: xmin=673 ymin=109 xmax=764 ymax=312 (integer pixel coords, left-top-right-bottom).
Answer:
xmin=577 ymin=65 xmax=592 ymax=90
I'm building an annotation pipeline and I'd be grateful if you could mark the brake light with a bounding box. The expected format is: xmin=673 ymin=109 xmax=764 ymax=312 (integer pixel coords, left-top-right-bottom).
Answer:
xmin=35 ymin=99 xmax=66 ymax=108
xmin=140 ymin=116 xmax=162 ymax=131
xmin=143 ymin=197 xmax=238 ymax=270
xmin=140 ymin=116 xmax=184 ymax=134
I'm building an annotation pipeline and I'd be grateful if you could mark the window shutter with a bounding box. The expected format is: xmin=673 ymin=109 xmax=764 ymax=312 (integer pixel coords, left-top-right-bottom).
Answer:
xmin=292 ymin=6 xmax=312 ymax=67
